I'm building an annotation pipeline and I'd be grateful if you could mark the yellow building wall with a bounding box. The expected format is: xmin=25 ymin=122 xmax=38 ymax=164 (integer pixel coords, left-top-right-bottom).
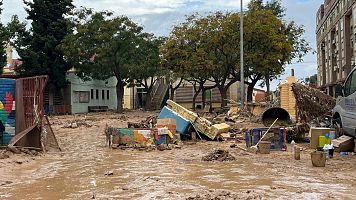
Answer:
xmin=279 ymin=76 xmax=297 ymax=121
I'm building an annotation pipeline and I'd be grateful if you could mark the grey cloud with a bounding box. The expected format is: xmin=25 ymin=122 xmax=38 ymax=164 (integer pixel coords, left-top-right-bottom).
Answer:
xmin=1 ymin=0 xmax=321 ymax=89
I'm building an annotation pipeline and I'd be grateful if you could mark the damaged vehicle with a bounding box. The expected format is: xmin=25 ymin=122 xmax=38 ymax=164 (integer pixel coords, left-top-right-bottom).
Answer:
xmin=333 ymin=67 xmax=356 ymax=137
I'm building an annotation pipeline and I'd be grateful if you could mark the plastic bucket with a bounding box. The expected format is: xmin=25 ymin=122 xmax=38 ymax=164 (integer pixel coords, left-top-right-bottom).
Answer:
xmin=259 ymin=141 xmax=271 ymax=154
xmin=311 ymin=151 xmax=326 ymax=167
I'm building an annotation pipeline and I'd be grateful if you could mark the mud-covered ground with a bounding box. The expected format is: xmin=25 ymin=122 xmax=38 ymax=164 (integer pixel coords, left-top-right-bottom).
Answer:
xmin=0 ymin=111 xmax=356 ymax=200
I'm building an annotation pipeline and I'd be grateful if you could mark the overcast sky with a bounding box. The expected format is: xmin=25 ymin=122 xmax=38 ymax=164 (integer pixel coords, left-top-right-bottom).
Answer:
xmin=1 ymin=0 xmax=323 ymax=90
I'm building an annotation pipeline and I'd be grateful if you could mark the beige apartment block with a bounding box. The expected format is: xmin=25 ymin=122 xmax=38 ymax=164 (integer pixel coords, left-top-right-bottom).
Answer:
xmin=316 ymin=0 xmax=356 ymax=96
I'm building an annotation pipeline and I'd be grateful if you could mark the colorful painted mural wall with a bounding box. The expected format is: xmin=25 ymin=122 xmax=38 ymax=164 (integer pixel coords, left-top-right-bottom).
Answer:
xmin=0 ymin=78 xmax=16 ymax=145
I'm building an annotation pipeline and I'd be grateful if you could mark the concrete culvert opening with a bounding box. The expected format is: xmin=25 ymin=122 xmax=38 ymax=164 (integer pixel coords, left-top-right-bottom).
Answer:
xmin=262 ymin=107 xmax=291 ymax=127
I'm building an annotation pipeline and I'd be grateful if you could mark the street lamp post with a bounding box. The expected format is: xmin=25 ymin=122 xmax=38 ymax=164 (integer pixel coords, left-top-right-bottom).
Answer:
xmin=240 ymin=0 xmax=244 ymax=109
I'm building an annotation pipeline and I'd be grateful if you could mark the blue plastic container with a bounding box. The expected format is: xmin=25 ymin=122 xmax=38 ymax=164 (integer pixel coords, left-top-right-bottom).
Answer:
xmin=158 ymin=106 xmax=191 ymax=135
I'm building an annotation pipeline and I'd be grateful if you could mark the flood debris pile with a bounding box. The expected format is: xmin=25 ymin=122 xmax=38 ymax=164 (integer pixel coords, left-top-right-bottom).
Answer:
xmin=291 ymin=83 xmax=336 ymax=122
xmin=202 ymin=149 xmax=236 ymax=162
xmin=127 ymin=116 xmax=157 ymax=128
xmin=212 ymin=104 xmax=257 ymax=125
xmin=62 ymin=119 xmax=94 ymax=128
xmin=0 ymin=147 xmax=41 ymax=160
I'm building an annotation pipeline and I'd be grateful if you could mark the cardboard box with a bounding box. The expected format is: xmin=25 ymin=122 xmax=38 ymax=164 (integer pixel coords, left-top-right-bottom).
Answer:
xmin=332 ymin=135 xmax=354 ymax=152
xmin=308 ymin=127 xmax=335 ymax=149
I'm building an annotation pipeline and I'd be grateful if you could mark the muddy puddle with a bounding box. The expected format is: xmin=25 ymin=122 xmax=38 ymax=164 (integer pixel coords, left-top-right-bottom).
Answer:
xmin=1 ymin=112 xmax=356 ymax=199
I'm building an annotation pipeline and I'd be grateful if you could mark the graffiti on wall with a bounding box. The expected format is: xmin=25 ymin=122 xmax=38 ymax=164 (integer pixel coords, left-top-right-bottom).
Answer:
xmin=0 ymin=79 xmax=16 ymax=145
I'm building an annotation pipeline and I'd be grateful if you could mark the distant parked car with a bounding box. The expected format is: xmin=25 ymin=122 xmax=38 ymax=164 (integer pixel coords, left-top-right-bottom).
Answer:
xmin=333 ymin=67 xmax=356 ymax=137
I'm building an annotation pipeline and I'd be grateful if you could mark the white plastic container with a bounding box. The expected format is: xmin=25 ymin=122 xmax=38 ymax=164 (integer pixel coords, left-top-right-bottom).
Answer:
xmin=291 ymin=140 xmax=296 ymax=153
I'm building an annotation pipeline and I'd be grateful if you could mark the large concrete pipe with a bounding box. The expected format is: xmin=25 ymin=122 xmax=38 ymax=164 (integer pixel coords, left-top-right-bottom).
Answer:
xmin=262 ymin=107 xmax=292 ymax=127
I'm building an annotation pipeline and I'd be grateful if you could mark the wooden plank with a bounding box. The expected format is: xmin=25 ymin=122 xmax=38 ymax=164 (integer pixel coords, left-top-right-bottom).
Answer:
xmin=15 ymin=79 xmax=26 ymax=135
xmin=8 ymin=124 xmax=37 ymax=147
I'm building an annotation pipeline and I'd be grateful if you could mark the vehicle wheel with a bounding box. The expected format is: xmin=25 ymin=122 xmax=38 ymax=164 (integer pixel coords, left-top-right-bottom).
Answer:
xmin=333 ymin=117 xmax=343 ymax=138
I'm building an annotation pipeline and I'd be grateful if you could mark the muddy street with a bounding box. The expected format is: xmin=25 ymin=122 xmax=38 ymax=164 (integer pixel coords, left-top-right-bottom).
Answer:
xmin=1 ymin=112 xmax=356 ymax=200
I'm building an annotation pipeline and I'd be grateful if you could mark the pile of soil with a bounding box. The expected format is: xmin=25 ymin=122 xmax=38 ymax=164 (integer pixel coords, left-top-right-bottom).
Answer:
xmin=202 ymin=149 xmax=236 ymax=162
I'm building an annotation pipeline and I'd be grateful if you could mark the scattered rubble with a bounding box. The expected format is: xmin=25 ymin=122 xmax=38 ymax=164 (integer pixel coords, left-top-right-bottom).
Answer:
xmin=0 ymin=147 xmax=41 ymax=160
xmin=104 ymin=171 xmax=114 ymax=176
xmin=127 ymin=115 xmax=157 ymax=128
xmin=291 ymin=83 xmax=336 ymax=122
xmin=202 ymin=149 xmax=236 ymax=162
xmin=0 ymin=152 xmax=10 ymax=159
xmin=62 ymin=119 xmax=94 ymax=128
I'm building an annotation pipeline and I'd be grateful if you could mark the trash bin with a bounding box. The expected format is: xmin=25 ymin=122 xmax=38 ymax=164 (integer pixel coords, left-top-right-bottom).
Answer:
xmin=311 ymin=151 xmax=326 ymax=167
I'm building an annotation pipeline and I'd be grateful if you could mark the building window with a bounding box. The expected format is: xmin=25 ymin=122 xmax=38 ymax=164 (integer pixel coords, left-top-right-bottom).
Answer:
xmin=102 ymin=90 xmax=105 ymax=100
xmin=96 ymin=89 xmax=99 ymax=99
xmin=91 ymin=89 xmax=94 ymax=99
xmin=73 ymin=91 xmax=90 ymax=103
xmin=107 ymin=90 xmax=110 ymax=100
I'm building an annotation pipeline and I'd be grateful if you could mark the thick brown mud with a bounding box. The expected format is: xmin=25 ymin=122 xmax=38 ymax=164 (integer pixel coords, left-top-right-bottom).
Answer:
xmin=0 ymin=112 xmax=355 ymax=199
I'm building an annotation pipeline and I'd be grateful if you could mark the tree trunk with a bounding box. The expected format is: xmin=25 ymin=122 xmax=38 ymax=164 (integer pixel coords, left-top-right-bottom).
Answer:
xmin=169 ymin=77 xmax=183 ymax=101
xmin=201 ymin=88 xmax=206 ymax=109
xmin=218 ymin=86 xmax=228 ymax=108
xmin=247 ymin=77 xmax=260 ymax=102
xmin=116 ymin=79 xmax=125 ymax=113
xmin=192 ymin=86 xmax=201 ymax=111
xmin=266 ymin=77 xmax=270 ymax=101
xmin=247 ymin=84 xmax=254 ymax=102
xmin=169 ymin=85 xmax=174 ymax=100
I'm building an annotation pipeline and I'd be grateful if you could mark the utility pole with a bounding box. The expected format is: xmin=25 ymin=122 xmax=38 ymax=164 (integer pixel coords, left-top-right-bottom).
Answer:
xmin=240 ymin=0 xmax=244 ymax=109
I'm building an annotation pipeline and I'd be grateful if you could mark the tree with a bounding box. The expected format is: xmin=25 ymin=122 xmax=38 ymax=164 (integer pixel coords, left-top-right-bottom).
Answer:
xmin=245 ymin=0 xmax=311 ymax=101
xmin=161 ymin=13 xmax=240 ymax=108
xmin=126 ymin=36 xmax=166 ymax=95
xmin=161 ymin=14 xmax=218 ymax=109
xmin=162 ymin=0 xmax=311 ymax=106
xmin=305 ymin=74 xmax=317 ymax=86
xmin=0 ymin=0 xmax=7 ymax=74
xmin=61 ymin=9 xmax=159 ymax=113
xmin=10 ymin=0 xmax=73 ymax=88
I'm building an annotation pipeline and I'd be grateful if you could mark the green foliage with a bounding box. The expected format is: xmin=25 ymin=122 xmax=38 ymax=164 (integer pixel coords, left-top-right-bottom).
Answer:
xmin=162 ymin=0 xmax=311 ymax=104
xmin=305 ymin=74 xmax=317 ymax=85
xmin=61 ymin=8 xmax=161 ymax=112
xmin=10 ymin=0 xmax=74 ymax=88
xmin=248 ymin=0 xmax=285 ymax=18
xmin=161 ymin=12 xmax=241 ymax=106
xmin=246 ymin=0 xmax=311 ymax=100
xmin=0 ymin=0 xmax=7 ymax=74
xmin=126 ymin=36 xmax=166 ymax=92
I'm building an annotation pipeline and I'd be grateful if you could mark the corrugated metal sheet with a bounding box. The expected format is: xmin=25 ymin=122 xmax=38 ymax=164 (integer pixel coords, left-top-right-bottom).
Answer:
xmin=14 ymin=76 xmax=48 ymax=148
xmin=0 ymin=78 xmax=16 ymax=145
